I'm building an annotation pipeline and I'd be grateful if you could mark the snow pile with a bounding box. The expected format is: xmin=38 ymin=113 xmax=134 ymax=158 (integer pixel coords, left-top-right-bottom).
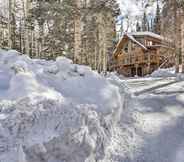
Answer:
xmin=0 ymin=50 xmax=123 ymax=162
xmin=151 ymin=68 xmax=176 ymax=78
xmin=176 ymin=73 xmax=184 ymax=81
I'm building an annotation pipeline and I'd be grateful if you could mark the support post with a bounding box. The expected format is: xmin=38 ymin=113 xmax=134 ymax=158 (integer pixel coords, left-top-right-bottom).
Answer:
xmin=135 ymin=64 xmax=138 ymax=76
xmin=148 ymin=53 xmax=151 ymax=74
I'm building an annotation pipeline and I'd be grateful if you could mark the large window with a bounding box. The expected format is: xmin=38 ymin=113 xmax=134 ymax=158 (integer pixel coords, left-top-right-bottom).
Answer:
xmin=147 ymin=40 xmax=153 ymax=46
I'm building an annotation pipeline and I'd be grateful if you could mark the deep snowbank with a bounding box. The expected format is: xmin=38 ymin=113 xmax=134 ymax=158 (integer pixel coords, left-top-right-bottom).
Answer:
xmin=151 ymin=67 xmax=184 ymax=81
xmin=151 ymin=67 xmax=176 ymax=78
xmin=0 ymin=50 xmax=123 ymax=162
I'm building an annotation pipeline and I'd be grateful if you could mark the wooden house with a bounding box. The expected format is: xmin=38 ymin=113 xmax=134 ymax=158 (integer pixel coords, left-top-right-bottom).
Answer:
xmin=111 ymin=32 xmax=175 ymax=77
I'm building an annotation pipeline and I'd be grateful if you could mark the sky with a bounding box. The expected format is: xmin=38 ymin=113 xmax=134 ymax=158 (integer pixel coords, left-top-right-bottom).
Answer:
xmin=117 ymin=0 xmax=157 ymax=16
xmin=117 ymin=0 xmax=157 ymax=32
xmin=118 ymin=0 xmax=143 ymax=17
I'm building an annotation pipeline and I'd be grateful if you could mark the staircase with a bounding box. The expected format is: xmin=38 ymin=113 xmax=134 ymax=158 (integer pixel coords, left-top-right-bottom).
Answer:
xmin=159 ymin=55 xmax=175 ymax=68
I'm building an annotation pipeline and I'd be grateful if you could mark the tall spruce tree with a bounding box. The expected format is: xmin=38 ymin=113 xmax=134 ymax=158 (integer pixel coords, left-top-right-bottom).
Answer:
xmin=1 ymin=0 xmax=120 ymax=72
xmin=162 ymin=0 xmax=183 ymax=73
xmin=136 ymin=22 xmax=141 ymax=31
xmin=150 ymin=18 xmax=154 ymax=32
xmin=142 ymin=12 xmax=148 ymax=31
xmin=153 ymin=1 xmax=161 ymax=34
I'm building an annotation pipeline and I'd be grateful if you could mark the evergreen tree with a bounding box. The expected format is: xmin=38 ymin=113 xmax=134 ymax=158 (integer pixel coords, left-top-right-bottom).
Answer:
xmin=29 ymin=0 xmax=76 ymax=59
xmin=0 ymin=0 xmax=120 ymax=72
xmin=142 ymin=12 xmax=148 ymax=31
xmin=150 ymin=18 xmax=154 ymax=32
xmin=147 ymin=21 xmax=151 ymax=31
xmin=136 ymin=22 xmax=141 ymax=31
xmin=153 ymin=1 xmax=161 ymax=34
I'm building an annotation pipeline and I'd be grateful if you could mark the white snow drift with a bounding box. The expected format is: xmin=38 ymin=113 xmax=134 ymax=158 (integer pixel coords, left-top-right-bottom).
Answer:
xmin=0 ymin=50 xmax=123 ymax=162
xmin=151 ymin=67 xmax=176 ymax=78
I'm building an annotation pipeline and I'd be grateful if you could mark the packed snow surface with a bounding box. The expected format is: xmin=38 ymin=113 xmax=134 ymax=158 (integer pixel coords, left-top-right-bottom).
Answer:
xmin=0 ymin=50 xmax=123 ymax=162
xmin=107 ymin=71 xmax=184 ymax=162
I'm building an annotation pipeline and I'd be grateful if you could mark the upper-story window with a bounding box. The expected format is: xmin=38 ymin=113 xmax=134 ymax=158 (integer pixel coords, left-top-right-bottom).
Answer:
xmin=147 ymin=40 xmax=153 ymax=46
xmin=124 ymin=43 xmax=128 ymax=53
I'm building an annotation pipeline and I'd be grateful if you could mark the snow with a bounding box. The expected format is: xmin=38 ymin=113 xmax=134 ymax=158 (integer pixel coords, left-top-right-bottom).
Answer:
xmin=151 ymin=67 xmax=176 ymax=78
xmin=1 ymin=50 xmax=184 ymax=162
xmin=121 ymin=32 xmax=171 ymax=51
xmin=104 ymin=67 xmax=184 ymax=162
xmin=0 ymin=50 xmax=123 ymax=162
xmin=176 ymin=73 xmax=184 ymax=81
xmin=105 ymin=74 xmax=184 ymax=162
xmin=126 ymin=33 xmax=148 ymax=50
xmin=131 ymin=31 xmax=169 ymax=41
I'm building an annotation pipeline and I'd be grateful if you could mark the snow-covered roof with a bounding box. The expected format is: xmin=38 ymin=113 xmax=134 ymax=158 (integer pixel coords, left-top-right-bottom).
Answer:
xmin=130 ymin=32 xmax=167 ymax=41
xmin=113 ymin=31 xmax=172 ymax=56
xmin=113 ymin=33 xmax=147 ymax=56
xmin=147 ymin=44 xmax=175 ymax=50
xmin=126 ymin=33 xmax=147 ymax=50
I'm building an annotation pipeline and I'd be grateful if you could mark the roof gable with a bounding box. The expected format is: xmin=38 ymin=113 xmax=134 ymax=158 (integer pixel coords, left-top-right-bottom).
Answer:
xmin=113 ymin=33 xmax=147 ymax=56
xmin=113 ymin=31 xmax=172 ymax=57
xmin=126 ymin=34 xmax=147 ymax=50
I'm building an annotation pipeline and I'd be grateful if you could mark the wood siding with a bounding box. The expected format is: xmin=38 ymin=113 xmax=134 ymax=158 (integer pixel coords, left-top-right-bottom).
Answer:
xmin=112 ymin=34 xmax=174 ymax=77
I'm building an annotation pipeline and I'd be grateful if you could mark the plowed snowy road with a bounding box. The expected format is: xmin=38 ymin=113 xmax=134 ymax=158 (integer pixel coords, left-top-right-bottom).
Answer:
xmin=108 ymin=77 xmax=184 ymax=162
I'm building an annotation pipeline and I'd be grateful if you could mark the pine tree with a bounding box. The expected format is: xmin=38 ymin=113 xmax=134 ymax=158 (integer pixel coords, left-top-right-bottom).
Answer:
xmin=162 ymin=0 xmax=182 ymax=73
xmin=147 ymin=21 xmax=151 ymax=31
xmin=136 ymin=22 xmax=141 ymax=31
xmin=0 ymin=0 xmax=120 ymax=72
xmin=150 ymin=18 xmax=154 ymax=32
xmin=142 ymin=12 xmax=148 ymax=31
xmin=153 ymin=1 xmax=161 ymax=34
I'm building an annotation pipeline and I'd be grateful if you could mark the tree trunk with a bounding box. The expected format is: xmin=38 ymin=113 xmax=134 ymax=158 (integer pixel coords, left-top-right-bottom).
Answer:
xmin=174 ymin=0 xmax=180 ymax=73
xmin=182 ymin=20 xmax=184 ymax=73
xmin=74 ymin=0 xmax=82 ymax=64
xmin=25 ymin=0 xmax=30 ymax=55
xmin=8 ymin=0 xmax=12 ymax=49
xmin=19 ymin=19 xmax=22 ymax=53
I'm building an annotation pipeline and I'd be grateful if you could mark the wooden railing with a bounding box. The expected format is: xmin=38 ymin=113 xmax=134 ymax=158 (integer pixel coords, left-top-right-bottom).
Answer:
xmin=111 ymin=53 xmax=158 ymax=68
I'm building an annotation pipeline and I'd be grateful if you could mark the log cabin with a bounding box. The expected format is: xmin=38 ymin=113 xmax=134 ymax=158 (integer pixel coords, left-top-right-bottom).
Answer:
xmin=111 ymin=32 xmax=175 ymax=77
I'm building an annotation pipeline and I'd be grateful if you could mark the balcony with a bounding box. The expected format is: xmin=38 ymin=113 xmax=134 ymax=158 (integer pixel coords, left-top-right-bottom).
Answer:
xmin=112 ymin=53 xmax=158 ymax=68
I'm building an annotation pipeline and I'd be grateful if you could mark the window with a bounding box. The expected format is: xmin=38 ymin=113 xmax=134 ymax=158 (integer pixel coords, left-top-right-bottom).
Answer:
xmin=147 ymin=41 xmax=153 ymax=46
xmin=124 ymin=43 xmax=128 ymax=53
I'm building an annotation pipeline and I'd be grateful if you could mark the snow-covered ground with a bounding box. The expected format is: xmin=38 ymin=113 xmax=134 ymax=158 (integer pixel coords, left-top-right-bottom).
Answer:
xmin=0 ymin=50 xmax=123 ymax=162
xmin=1 ymin=50 xmax=184 ymax=162
xmin=106 ymin=71 xmax=184 ymax=162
